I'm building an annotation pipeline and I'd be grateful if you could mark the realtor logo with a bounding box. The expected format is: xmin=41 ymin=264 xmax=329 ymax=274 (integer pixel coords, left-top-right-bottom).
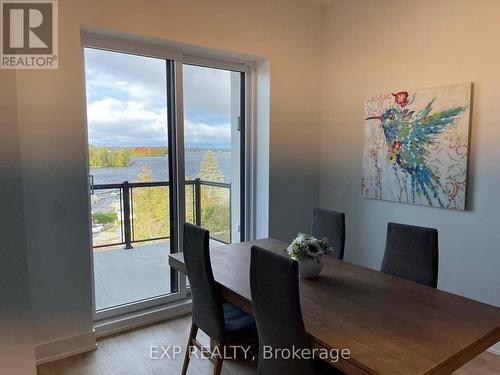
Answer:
xmin=1 ymin=0 xmax=58 ymax=69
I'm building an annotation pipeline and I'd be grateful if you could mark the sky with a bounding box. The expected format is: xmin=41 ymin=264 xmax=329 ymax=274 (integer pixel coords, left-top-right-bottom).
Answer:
xmin=84 ymin=48 xmax=232 ymax=149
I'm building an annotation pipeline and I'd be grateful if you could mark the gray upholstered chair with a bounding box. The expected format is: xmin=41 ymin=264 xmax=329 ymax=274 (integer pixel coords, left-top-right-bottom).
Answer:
xmin=381 ymin=222 xmax=439 ymax=288
xmin=311 ymin=208 xmax=346 ymax=260
xmin=250 ymin=246 xmax=344 ymax=375
xmin=250 ymin=245 xmax=314 ymax=375
xmin=181 ymin=223 xmax=256 ymax=375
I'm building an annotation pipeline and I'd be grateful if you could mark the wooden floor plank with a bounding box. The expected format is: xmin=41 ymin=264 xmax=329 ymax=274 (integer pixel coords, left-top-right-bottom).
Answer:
xmin=36 ymin=315 xmax=499 ymax=375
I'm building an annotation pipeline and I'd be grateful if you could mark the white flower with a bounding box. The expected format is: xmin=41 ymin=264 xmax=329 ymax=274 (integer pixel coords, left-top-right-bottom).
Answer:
xmin=285 ymin=233 xmax=335 ymax=261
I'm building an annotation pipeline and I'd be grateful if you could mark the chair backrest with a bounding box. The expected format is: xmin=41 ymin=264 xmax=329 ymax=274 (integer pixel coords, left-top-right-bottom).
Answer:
xmin=183 ymin=223 xmax=225 ymax=343
xmin=381 ymin=222 xmax=439 ymax=288
xmin=250 ymin=246 xmax=314 ymax=375
xmin=311 ymin=208 xmax=346 ymax=259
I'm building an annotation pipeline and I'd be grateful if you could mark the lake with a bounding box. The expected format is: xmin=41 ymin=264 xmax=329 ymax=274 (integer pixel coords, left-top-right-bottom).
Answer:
xmin=90 ymin=149 xmax=231 ymax=184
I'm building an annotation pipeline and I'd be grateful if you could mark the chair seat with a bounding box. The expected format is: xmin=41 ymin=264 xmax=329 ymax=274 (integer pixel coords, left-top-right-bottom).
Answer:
xmin=223 ymin=303 xmax=255 ymax=332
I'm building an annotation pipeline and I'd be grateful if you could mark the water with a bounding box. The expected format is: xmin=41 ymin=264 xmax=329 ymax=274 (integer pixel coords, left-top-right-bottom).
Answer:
xmin=90 ymin=149 xmax=231 ymax=184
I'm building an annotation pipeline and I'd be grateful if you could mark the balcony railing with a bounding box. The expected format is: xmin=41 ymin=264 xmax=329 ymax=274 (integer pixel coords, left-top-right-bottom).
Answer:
xmin=91 ymin=178 xmax=231 ymax=249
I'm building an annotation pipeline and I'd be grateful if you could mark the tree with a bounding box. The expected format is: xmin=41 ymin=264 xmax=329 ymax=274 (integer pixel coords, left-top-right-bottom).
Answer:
xmin=88 ymin=145 xmax=132 ymax=167
xmin=125 ymin=151 xmax=231 ymax=245
xmin=132 ymin=165 xmax=170 ymax=241
xmin=197 ymin=150 xmax=224 ymax=182
xmin=197 ymin=150 xmax=230 ymax=242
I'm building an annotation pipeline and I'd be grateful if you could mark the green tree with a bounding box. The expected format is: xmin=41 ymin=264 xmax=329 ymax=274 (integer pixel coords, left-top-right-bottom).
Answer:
xmin=185 ymin=175 xmax=196 ymax=225
xmin=88 ymin=145 xmax=132 ymax=167
xmin=197 ymin=150 xmax=224 ymax=182
xmin=133 ymin=165 xmax=170 ymax=241
xmin=127 ymin=151 xmax=231 ymax=245
xmin=197 ymin=150 xmax=230 ymax=242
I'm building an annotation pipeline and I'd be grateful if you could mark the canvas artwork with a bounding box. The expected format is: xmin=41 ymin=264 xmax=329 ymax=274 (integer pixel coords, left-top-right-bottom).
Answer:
xmin=361 ymin=82 xmax=472 ymax=210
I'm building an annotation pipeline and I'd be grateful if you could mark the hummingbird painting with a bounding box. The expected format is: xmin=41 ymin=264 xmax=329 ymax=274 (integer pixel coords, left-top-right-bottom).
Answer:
xmin=363 ymin=84 xmax=471 ymax=209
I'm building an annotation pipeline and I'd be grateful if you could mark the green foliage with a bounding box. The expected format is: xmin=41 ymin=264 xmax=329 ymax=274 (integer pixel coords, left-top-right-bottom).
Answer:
xmin=89 ymin=145 xmax=169 ymax=168
xmin=131 ymin=147 xmax=168 ymax=157
xmin=89 ymin=145 xmax=132 ymax=167
xmin=193 ymin=150 xmax=229 ymax=241
xmin=200 ymin=186 xmax=230 ymax=243
xmin=127 ymin=150 xmax=230 ymax=245
xmin=93 ymin=211 xmax=118 ymax=224
xmin=184 ymin=178 xmax=196 ymax=225
xmin=198 ymin=150 xmax=224 ymax=182
xmin=132 ymin=165 xmax=170 ymax=241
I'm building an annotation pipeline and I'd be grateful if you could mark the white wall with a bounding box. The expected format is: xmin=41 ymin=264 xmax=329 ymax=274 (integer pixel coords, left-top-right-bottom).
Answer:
xmin=14 ymin=0 xmax=324 ymax=354
xmin=319 ymin=0 xmax=500 ymax=307
xmin=0 ymin=71 xmax=36 ymax=374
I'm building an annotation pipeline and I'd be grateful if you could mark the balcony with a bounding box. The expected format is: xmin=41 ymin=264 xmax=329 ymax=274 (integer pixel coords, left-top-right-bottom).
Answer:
xmin=91 ymin=179 xmax=231 ymax=311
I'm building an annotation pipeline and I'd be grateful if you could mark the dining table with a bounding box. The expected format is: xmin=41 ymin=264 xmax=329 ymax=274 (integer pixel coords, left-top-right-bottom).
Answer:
xmin=168 ymin=238 xmax=500 ymax=375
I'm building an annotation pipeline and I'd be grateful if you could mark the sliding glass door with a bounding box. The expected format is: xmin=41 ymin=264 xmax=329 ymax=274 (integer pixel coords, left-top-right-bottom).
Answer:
xmin=83 ymin=43 xmax=247 ymax=320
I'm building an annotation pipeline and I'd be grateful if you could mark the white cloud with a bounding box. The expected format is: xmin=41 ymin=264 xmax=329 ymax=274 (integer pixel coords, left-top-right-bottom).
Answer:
xmin=87 ymin=97 xmax=230 ymax=147
xmin=85 ymin=48 xmax=167 ymax=98
xmin=184 ymin=120 xmax=230 ymax=147
xmin=87 ymin=97 xmax=167 ymax=146
xmin=88 ymin=97 xmax=166 ymax=125
xmin=183 ymin=64 xmax=231 ymax=119
xmin=84 ymin=48 xmax=233 ymax=148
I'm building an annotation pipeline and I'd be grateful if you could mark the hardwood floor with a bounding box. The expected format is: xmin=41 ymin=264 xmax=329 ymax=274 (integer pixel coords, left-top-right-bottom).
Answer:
xmin=453 ymin=352 xmax=500 ymax=375
xmin=37 ymin=315 xmax=500 ymax=375
xmin=37 ymin=315 xmax=256 ymax=375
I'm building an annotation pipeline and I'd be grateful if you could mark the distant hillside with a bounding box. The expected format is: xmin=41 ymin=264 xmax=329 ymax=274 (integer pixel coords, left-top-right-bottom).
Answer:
xmin=131 ymin=147 xmax=168 ymax=157
xmin=89 ymin=146 xmax=132 ymax=167
xmin=89 ymin=146 xmax=168 ymax=167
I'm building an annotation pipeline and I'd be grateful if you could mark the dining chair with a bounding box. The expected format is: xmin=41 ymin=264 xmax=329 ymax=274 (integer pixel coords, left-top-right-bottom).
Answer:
xmin=311 ymin=208 xmax=346 ymax=259
xmin=181 ymin=223 xmax=256 ymax=375
xmin=381 ymin=222 xmax=439 ymax=288
xmin=250 ymin=246 xmax=344 ymax=375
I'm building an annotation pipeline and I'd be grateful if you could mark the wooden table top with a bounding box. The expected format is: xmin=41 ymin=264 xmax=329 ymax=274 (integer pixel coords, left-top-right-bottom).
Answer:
xmin=169 ymin=238 xmax=500 ymax=375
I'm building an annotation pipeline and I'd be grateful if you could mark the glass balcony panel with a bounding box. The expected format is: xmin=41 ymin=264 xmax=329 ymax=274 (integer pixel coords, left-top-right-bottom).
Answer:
xmin=131 ymin=185 xmax=170 ymax=243
xmin=199 ymin=184 xmax=231 ymax=243
xmin=91 ymin=188 xmax=123 ymax=248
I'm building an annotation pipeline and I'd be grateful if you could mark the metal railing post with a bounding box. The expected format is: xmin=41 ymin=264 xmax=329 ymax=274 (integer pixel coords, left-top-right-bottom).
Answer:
xmin=122 ymin=181 xmax=133 ymax=249
xmin=195 ymin=178 xmax=201 ymax=227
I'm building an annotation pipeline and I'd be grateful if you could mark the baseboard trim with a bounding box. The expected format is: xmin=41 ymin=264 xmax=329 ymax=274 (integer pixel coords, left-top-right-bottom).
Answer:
xmin=487 ymin=342 xmax=500 ymax=357
xmin=94 ymin=299 xmax=192 ymax=338
xmin=35 ymin=331 xmax=97 ymax=365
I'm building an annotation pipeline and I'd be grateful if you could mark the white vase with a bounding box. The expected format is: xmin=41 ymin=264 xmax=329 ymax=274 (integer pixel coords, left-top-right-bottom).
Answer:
xmin=298 ymin=256 xmax=324 ymax=278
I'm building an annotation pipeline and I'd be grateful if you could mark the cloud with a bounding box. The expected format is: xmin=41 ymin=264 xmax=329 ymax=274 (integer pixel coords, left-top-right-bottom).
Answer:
xmin=183 ymin=64 xmax=231 ymax=122
xmin=87 ymin=97 xmax=230 ymax=148
xmin=84 ymin=47 xmax=233 ymax=148
xmin=84 ymin=48 xmax=166 ymax=99
xmin=184 ymin=120 xmax=230 ymax=148
xmin=87 ymin=97 xmax=167 ymax=147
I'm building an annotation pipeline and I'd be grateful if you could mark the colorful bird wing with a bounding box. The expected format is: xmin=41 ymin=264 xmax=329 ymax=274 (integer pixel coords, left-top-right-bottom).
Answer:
xmin=401 ymin=101 xmax=467 ymax=208
xmin=413 ymin=104 xmax=467 ymax=143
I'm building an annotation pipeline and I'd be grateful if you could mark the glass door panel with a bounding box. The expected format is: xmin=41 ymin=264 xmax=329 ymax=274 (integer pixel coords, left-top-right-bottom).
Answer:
xmin=182 ymin=64 xmax=244 ymax=244
xmin=84 ymin=47 xmax=176 ymax=313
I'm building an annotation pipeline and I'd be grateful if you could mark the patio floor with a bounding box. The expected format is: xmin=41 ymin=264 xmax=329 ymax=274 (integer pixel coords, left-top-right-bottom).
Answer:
xmin=93 ymin=242 xmax=172 ymax=311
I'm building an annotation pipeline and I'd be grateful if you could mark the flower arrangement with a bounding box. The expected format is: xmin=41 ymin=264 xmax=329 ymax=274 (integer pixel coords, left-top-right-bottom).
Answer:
xmin=287 ymin=233 xmax=334 ymax=263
